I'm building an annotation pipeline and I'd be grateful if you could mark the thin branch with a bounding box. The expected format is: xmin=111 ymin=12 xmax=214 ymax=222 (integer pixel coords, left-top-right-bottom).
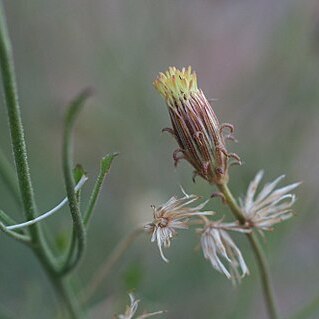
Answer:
xmin=84 ymin=227 xmax=144 ymax=302
xmin=4 ymin=175 xmax=88 ymax=230
xmin=289 ymin=295 xmax=319 ymax=319
xmin=62 ymin=88 xmax=92 ymax=273
xmin=60 ymin=154 xmax=117 ymax=276
xmin=84 ymin=153 xmax=118 ymax=226
xmin=0 ymin=220 xmax=31 ymax=244
xmin=217 ymin=183 xmax=280 ymax=319
xmin=0 ymin=4 xmax=84 ymax=318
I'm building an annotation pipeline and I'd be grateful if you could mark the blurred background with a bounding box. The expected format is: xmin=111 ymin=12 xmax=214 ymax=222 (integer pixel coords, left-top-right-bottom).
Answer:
xmin=0 ymin=0 xmax=319 ymax=318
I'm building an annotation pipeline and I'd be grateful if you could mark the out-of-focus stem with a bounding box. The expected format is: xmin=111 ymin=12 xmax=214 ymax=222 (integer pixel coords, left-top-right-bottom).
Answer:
xmin=36 ymin=249 xmax=84 ymax=319
xmin=289 ymin=295 xmax=319 ymax=319
xmin=218 ymin=183 xmax=280 ymax=319
xmin=84 ymin=227 xmax=144 ymax=302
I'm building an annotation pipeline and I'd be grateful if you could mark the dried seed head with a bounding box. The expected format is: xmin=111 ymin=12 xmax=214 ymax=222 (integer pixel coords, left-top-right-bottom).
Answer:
xmin=239 ymin=170 xmax=301 ymax=234
xmin=116 ymin=293 xmax=165 ymax=319
xmin=144 ymin=190 xmax=213 ymax=262
xmin=154 ymin=66 xmax=240 ymax=185
xmin=198 ymin=219 xmax=249 ymax=284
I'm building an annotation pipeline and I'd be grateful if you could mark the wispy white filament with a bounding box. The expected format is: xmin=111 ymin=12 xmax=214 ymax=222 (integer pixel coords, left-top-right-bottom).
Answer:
xmin=6 ymin=175 xmax=88 ymax=230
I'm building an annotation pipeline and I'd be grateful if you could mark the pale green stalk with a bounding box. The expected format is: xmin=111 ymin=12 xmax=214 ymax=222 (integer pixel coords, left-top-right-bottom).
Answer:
xmin=84 ymin=227 xmax=144 ymax=302
xmin=218 ymin=183 xmax=280 ymax=319
xmin=289 ymin=296 xmax=319 ymax=319
xmin=0 ymin=221 xmax=30 ymax=244
xmin=0 ymin=2 xmax=83 ymax=318
xmin=60 ymin=89 xmax=92 ymax=275
xmin=84 ymin=153 xmax=118 ymax=226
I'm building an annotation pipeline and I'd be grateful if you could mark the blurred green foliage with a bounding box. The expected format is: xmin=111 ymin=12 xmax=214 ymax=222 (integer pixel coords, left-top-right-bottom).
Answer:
xmin=0 ymin=0 xmax=319 ymax=318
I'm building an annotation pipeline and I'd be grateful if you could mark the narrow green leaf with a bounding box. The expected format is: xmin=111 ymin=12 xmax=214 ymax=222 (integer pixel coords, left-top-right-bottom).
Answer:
xmin=84 ymin=152 xmax=118 ymax=226
xmin=0 ymin=211 xmax=31 ymax=244
xmin=73 ymin=164 xmax=86 ymax=184
xmin=0 ymin=209 xmax=24 ymax=235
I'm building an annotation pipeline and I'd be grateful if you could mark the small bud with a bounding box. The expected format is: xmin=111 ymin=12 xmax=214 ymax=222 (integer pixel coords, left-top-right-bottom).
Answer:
xmin=154 ymin=66 xmax=240 ymax=185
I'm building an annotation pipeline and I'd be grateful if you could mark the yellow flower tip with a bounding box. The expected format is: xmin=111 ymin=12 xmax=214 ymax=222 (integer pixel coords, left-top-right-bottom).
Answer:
xmin=153 ymin=66 xmax=199 ymax=102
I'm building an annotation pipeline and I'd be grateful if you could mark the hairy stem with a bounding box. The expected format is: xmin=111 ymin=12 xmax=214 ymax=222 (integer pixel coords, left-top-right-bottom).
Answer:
xmin=0 ymin=3 xmax=83 ymax=318
xmin=218 ymin=183 xmax=280 ymax=319
xmin=84 ymin=227 xmax=144 ymax=302
xmin=61 ymin=89 xmax=92 ymax=274
xmin=84 ymin=153 xmax=118 ymax=227
xmin=0 ymin=0 xmax=39 ymax=242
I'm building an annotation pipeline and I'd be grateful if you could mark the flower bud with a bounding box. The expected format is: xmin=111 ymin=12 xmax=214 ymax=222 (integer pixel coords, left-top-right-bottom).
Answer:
xmin=154 ymin=66 xmax=240 ymax=185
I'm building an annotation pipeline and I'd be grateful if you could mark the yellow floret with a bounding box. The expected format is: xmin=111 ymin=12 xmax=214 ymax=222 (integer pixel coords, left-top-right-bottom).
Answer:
xmin=153 ymin=66 xmax=198 ymax=102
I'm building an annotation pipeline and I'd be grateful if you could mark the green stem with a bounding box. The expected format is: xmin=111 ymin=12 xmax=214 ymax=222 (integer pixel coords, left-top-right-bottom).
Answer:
xmin=289 ymin=295 xmax=319 ymax=319
xmin=0 ymin=0 xmax=55 ymax=271
xmin=84 ymin=153 xmax=118 ymax=226
xmin=0 ymin=221 xmax=31 ymax=244
xmin=0 ymin=209 xmax=25 ymax=236
xmin=61 ymin=153 xmax=117 ymax=276
xmin=61 ymin=89 xmax=92 ymax=274
xmin=84 ymin=227 xmax=144 ymax=302
xmin=218 ymin=183 xmax=280 ymax=319
xmin=34 ymin=247 xmax=83 ymax=319
xmin=0 ymin=0 xmax=39 ymax=242
xmin=0 ymin=3 xmax=83 ymax=318
xmin=60 ymin=228 xmax=77 ymax=276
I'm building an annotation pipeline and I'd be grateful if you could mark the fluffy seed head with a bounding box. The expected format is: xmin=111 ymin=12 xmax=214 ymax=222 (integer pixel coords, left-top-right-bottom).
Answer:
xmin=199 ymin=219 xmax=250 ymax=284
xmin=116 ymin=293 xmax=165 ymax=319
xmin=144 ymin=190 xmax=213 ymax=262
xmin=240 ymin=170 xmax=301 ymax=234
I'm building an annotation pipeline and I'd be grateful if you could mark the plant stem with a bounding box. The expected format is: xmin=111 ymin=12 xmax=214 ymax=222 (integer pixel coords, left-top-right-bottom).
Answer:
xmin=84 ymin=153 xmax=118 ymax=227
xmin=289 ymin=295 xmax=319 ymax=319
xmin=0 ymin=221 xmax=31 ymax=244
xmin=0 ymin=3 xmax=83 ymax=318
xmin=84 ymin=227 xmax=144 ymax=302
xmin=34 ymin=247 xmax=83 ymax=319
xmin=218 ymin=183 xmax=280 ymax=319
xmin=0 ymin=0 xmax=39 ymax=242
xmin=61 ymin=89 xmax=92 ymax=274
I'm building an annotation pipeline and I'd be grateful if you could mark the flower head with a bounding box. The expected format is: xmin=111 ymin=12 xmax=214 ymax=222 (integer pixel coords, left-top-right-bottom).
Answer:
xmin=145 ymin=190 xmax=212 ymax=262
xmin=116 ymin=293 xmax=164 ymax=319
xmin=239 ymin=171 xmax=301 ymax=234
xmin=198 ymin=219 xmax=249 ymax=283
xmin=154 ymin=66 xmax=240 ymax=185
